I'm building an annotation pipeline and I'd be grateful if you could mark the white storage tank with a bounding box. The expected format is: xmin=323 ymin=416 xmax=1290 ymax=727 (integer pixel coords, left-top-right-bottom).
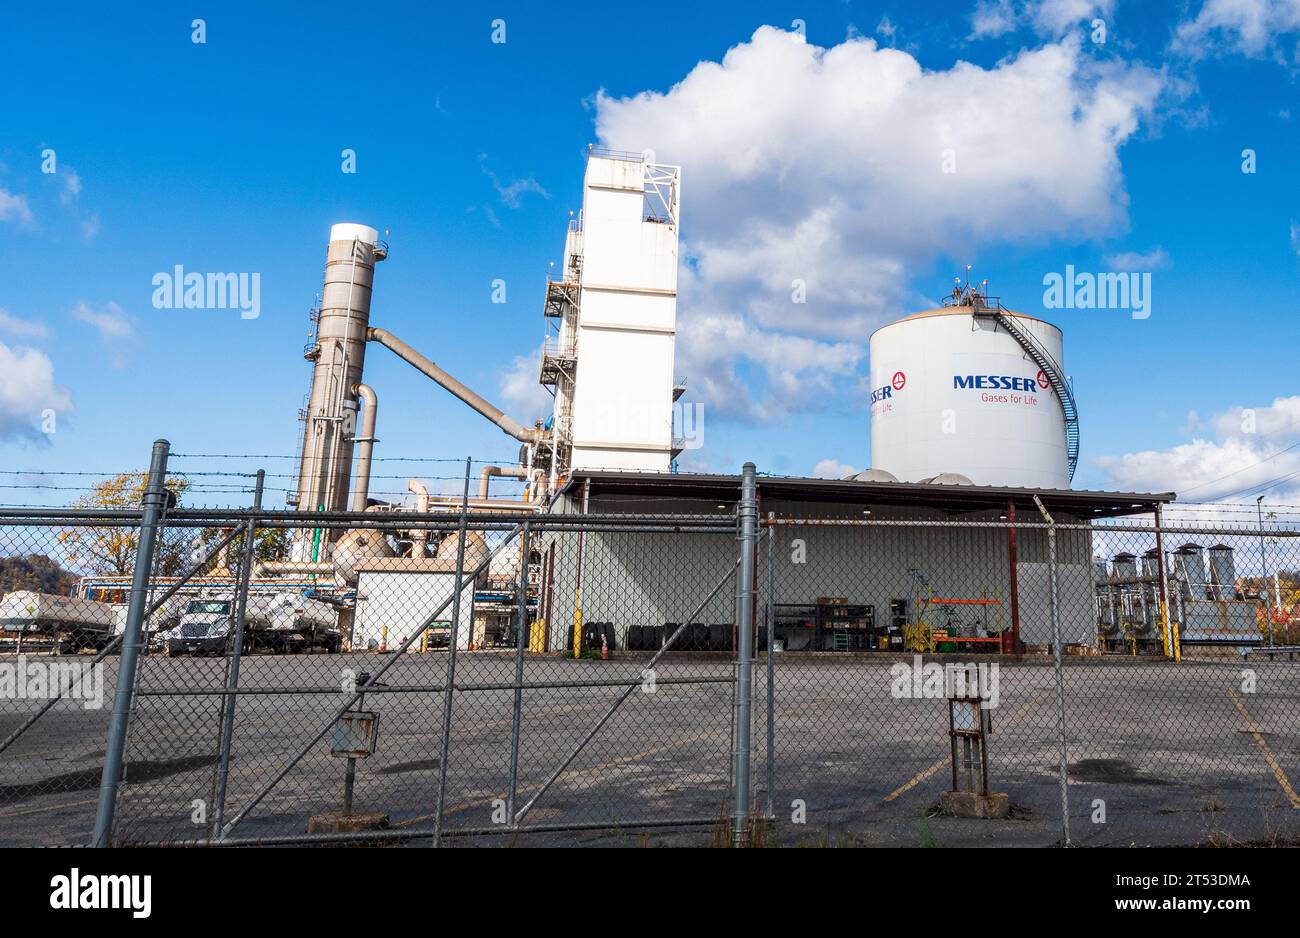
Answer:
xmin=869 ymin=305 xmax=1071 ymax=489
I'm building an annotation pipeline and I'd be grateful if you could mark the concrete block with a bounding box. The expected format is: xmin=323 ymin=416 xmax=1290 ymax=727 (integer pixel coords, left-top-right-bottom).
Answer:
xmin=307 ymin=810 xmax=390 ymax=834
xmin=939 ymin=790 xmax=1010 ymax=819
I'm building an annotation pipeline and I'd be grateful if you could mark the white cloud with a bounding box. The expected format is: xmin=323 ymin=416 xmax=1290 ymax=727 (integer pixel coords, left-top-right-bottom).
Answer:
xmin=479 ymin=156 xmax=550 ymax=209
xmin=499 ymin=345 xmax=553 ymax=422
xmin=678 ymin=312 xmax=863 ymax=422
xmin=0 ymin=342 xmax=72 ymax=441
xmin=970 ymin=0 xmax=1018 ymax=38
xmin=812 ymin=458 xmax=862 ymax=479
xmin=72 ymin=301 xmax=134 ymax=367
xmin=969 ymin=0 xmax=1113 ymax=39
xmin=1290 ymin=220 xmax=1300 ymax=255
xmin=53 ymin=166 xmax=99 ymax=240
xmin=72 ymin=301 xmax=133 ymax=342
xmin=1031 ymin=0 xmax=1114 ymax=36
xmin=594 ymin=27 xmax=1162 ymax=419
xmin=1103 ymin=246 xmax=1172 ymax=269
xmin=0 ymin=310 xmax=49 ymax=340
xmin=59 ymin=168 xmax=83 ymax=206
xmin=1172 ymin=0 xmax=1300 ymax=59
xmin=1097 ymin=396 xmax=1300 ymax=502
xmin=0 ymin=188 xmax=34 ymax=226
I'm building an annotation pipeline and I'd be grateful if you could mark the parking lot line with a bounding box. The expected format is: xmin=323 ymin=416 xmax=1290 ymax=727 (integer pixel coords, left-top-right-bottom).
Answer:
xmin=0 ymin=796 xmax=98 ymax=821
xmin=1227 ymin=688 xmax=1300 ymax=809
xmin=881 ymin=689 xmax=1052 ymax=803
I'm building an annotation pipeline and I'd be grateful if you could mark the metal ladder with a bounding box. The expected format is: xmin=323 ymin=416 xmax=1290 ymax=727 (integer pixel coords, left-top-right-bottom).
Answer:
xmin=972 ymin=303 xmax=1080 ymax=482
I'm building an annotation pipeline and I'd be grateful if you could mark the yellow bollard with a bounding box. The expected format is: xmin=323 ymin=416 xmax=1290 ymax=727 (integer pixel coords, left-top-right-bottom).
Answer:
xmin=573 ymin=603 xmax=583 ymax=659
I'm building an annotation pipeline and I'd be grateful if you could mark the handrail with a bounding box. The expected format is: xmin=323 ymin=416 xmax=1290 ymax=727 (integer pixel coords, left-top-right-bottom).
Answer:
xmin=973 ymin=304 xmax=1080 ymax=481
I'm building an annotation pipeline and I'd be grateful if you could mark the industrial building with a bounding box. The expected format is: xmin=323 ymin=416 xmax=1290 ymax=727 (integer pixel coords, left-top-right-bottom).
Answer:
xmin=218 ymin=146 xmax=1261 ymax=659
xmin=536 ymin=470 xmax=1169 ymax=654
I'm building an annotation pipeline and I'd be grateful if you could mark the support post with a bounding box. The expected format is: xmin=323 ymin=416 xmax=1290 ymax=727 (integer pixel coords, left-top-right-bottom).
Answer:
xmin=506 ymin=521 xmax=531 ymax=823
xmin=432 ymin=457 xmax=472 ymax=846
xmin=92 ymin=438 xmax=170 ymax=847
xmin=1153 ymin=503 xmax=1176 ymax=661
xmin=1007 ymin=500 xmax=1020 ymax=654
xmin=765 ymin=512 xmax=776 ymax=821
xmin=212 ymin=469 xmax=265 ymax=837
xmin=732 ymin=463 xmax=758 ymax=846
xmin=1033 ymin=495 xmax=1072 ymax=847
xmin=1257 ymin=497 xmax=1274 ymax=647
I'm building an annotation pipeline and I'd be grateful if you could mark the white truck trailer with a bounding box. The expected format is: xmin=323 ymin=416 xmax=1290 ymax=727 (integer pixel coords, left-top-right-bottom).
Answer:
xmin=166 ymin=590 xmax=340 ymax=656
xmin=0 ymin=590 xmax=126 ymax=654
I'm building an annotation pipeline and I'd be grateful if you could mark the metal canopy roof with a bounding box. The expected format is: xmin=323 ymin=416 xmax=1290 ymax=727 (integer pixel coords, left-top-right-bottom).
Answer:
xmin=563 ymin=470 xmax=1174 ymax=519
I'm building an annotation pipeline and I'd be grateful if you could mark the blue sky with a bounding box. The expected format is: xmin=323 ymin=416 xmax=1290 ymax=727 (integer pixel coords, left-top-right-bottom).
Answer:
xmin=1 ymin=0 xmax=1298 ymax=508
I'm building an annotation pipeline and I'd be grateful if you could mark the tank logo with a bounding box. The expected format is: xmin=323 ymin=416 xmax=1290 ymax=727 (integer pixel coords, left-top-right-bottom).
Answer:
xmin=871 ymin=371 xmax=906 ymax=403
xmin=954 ymin=374 xmax=1042 ymax=392
xmin=1036 ymin=370 xmax=1049 ymax=389
xmin=873 ymin=368 xmax=904 ymax=402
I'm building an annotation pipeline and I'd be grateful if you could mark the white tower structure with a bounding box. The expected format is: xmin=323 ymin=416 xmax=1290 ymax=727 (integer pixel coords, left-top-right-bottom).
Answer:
xmin=540 ymin=147 xmax=682 ymax=475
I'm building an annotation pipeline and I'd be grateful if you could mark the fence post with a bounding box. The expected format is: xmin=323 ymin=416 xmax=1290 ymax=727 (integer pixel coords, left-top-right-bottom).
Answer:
xmin=212 ymin=469 xmax=265 ymax=838
xmin=1033 ymin=495 xmax=1072 ymax=847
xmin=506 ymin=520 xmax=531 ymax=823
xmin=732 ymin=462 xmax=758 ymax=845
xmin=92 ymin=438 xmax=170 ymax=847
xmin=432 ymin=457 xmax=472 ymax=846
xmin=765 ymin=513 xmax=776 ymax=821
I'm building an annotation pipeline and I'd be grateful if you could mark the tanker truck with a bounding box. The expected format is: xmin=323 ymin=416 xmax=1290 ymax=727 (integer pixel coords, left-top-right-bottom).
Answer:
xmin=166 ymin=590 xmax=340 ymax=656
xmin=0 ymin=590 xmax=125 ymax=654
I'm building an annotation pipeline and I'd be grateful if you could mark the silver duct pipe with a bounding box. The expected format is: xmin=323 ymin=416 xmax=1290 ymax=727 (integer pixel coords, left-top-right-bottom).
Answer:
xmin=478 ymin=464 xmax=528 ymax=499
xmin=366 ymin=326 xmax=543 ymax=444
xmin=349 ymin=383 xmax=378 ymax=512
xmin=293 ymin=223 xmax=386 ymax=522
xmin=254 ymin=561 xmax=334 ymax=578
xmin=408 ymin=479 xmax=430 ymax=557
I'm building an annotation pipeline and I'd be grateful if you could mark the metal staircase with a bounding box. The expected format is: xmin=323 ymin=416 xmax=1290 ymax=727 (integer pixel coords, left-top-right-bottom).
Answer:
xmin=965 ymin=293 xmax=1079 ymax=482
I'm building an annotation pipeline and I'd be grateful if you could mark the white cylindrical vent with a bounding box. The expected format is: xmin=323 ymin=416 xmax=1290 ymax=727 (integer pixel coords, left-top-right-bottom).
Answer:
xmin=869 ymin=308 xmax=1070 ymax=489
xmin=293 ymin=222 xmax=385 ymax=524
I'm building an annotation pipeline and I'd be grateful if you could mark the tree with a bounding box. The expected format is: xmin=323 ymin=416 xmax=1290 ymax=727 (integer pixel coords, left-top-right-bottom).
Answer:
xmin=0 ymin=554 xmax=78 ymax=595
xmin=57 ymin=472 xmax=191 ymax=576
xmin=194 ymin=525 xmax=291 ymax=575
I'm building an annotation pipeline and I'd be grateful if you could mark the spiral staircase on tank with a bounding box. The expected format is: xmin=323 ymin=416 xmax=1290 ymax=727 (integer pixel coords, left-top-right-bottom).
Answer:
xmin=947 ymin=282 xmax=1080 ymax=483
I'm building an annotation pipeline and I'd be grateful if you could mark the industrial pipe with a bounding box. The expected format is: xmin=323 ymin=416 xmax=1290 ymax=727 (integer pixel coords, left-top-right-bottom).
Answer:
xmin=254 ymin=561 xmax=334 ymax=578
xmin=350 ymin=383 xmax=378 ymax=512
xmin=408 ymin=479 xmax=430 ymax=557
xmin=366 ymin=327 xmax=543 ymax=444
xmin=479 ymin=464 xmax=528 ymax=499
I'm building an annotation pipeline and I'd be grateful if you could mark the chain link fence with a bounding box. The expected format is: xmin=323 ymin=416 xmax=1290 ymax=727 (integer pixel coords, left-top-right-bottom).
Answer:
xmin=2 ymin=453 xmax=1298 ymax=847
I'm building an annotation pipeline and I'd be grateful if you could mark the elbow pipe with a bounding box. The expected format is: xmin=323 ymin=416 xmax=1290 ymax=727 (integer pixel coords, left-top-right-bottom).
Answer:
xmin=350 ymin=383 xmax=378 ymax=512
xmin=407 ymin=479 xmax=430 ymax=557
xmin=479 ymin=465 xmax=528 ymax=500
xmin=367 ymin=326 xmax=543 ymax=443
